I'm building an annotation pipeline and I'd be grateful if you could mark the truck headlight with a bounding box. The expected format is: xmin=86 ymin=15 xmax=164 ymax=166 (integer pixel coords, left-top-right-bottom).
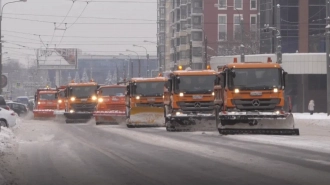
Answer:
xmin=92 ymin=95 xmax=97 ymax=100
xmin=212 ymin=92 xmax=215 ymax=96
xmin=70 ymin=97 xmax=75 ymax=102
xmin=69 ymin=110 xmax=74 ymax=113
xmin=58 ymin=99 xmax=62 ymax=103
xmin=136 ymin=96 xmax=140 ymax=100
xmin=176 ymin=112 xmax=181 ymax=116
xmin=179 ymin=92 xmax=184 ymax=97
xmin=38 ymin=101 xmax=41 ymax=105
xmin=98 ymin=98 xmax=104 ymax=103
xmin=234 ymin=89 xmax=240 ymax=93
xmin=273 ymin=88 xmax=278 ymax=93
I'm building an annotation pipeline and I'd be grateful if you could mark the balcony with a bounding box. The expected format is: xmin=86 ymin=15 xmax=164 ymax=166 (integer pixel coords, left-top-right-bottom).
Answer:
xmin=192 ymin=7 xmax=203 ymax=14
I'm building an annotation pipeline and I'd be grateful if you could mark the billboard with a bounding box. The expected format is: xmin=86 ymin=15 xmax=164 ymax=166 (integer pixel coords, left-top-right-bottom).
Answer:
xmin=37 ymin=48 xmax=78 ymax=69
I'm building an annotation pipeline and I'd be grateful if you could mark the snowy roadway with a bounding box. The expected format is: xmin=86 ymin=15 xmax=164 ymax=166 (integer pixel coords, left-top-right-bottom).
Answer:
xmin=0 ymin=114 xmax=330 ymax=185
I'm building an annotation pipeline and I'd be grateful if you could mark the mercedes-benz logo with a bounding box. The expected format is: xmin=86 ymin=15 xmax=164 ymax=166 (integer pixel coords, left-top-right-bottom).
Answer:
xmin=252 ymin=99 xmax=260 ymax=107
xmin=194 ymin=102 xmax=201 ymax=108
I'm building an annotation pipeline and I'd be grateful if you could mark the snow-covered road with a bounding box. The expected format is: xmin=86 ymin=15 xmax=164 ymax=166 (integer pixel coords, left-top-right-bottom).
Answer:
xmin=0 ymin=115 xmax=330 ymax=185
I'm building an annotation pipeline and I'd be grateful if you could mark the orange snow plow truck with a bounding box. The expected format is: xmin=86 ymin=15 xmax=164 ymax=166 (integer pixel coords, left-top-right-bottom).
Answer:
xmin=94 ymin=85 xmax=126 ymax=125
xmin=214 ymin=58 xmax=299 ymax=135
xmin=33 ymin=87 xmax=58 ymax=119
xmin=126 ymin=77 xmax=166 ymax=127
xmin=163 ymin=67 xmax=217 ymax=131
xmin=64 ymin=80 xmax=100 ymax=123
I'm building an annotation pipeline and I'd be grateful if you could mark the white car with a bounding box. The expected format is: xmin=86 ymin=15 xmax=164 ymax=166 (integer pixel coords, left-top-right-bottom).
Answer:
xmin=0 ymin=107 xmax=18 ymax=128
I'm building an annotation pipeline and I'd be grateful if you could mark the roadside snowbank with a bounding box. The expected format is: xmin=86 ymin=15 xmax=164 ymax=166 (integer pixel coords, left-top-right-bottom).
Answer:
xmin=293 ymin=113 xmax=330 ymax=127
xmin=0 ymin=127 xmax=14 ymax=153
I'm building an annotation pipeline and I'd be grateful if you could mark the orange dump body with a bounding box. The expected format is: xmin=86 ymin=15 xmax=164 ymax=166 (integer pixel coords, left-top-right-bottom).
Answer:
xmin=94 ymin=85 xmax=126 ymax=124
xmin=33 ymin=88 xmax=57 ymax=119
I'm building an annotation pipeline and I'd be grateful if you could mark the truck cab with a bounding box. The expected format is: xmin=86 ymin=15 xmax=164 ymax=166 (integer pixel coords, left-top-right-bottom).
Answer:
xmin=164 ymin=67 xmax=217 ymax=131
xmin=33 ymin=88 xmax=57 ymax=119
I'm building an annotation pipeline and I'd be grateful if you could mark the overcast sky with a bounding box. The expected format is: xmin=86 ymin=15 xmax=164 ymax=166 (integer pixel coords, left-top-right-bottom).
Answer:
xmin=1 ymin=0 xmax=157 ymax=66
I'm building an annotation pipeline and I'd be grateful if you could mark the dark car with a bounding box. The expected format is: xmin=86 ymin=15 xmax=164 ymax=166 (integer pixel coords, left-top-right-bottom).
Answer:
xmin=7 ymin=102 xmax=28 ymax=116
xmin=0 ymin=95 xmax=11 ymax=110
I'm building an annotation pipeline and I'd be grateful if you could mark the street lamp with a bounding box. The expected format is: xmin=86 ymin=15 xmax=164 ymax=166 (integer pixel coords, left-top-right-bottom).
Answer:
xmin=133 ymin=44 xmax=149 ymax=77
xmin=126 ymin=49 xmax=141 ymax=77
xmin=143 ymin=40 xmax=157 ymax=44
xmin=0 ymin=0 xmax=27 ymax=94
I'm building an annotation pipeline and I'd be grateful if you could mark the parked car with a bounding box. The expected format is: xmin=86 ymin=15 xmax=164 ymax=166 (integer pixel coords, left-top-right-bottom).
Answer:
xmin=0 ymin=107 xmax=18 ymax=128
xmin=7 ymin=102 xmax=28 ymax=116
xmin=0 ymin=95 xmax=11 ymax=110
xmin=16 ymin=96 xmax=29 ymax=106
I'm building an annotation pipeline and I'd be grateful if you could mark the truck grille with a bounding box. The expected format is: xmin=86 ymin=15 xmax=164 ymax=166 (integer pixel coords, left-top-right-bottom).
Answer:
xmin=107 ymin=104 xmax=126 ymax=111
xmin=136 ymin=103 xmax=164 ymax=108
xmin=177 ymin=101 xmax=214 ymax=112
xmin=71 ymin=103 xmax=97 ymax=112
xmin=232 ymin=99 xmax=280 ymax=110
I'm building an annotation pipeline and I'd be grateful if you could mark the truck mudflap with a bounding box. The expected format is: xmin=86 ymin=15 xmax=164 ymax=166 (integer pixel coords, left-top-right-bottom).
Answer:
xmin=64 ymin=112 xmax=93 ymax=123
xmin=127 ymin=107 xmax=165 ymax=128
xmin=93 ymin=111 xmax=126 ymax=125
xmin=166 ymin=113 xmax=216 ymax=132
xmin=33 ymin=109 xmax=55 ymax=119
xmin=218 ymin=111 xmax=299 ymax=135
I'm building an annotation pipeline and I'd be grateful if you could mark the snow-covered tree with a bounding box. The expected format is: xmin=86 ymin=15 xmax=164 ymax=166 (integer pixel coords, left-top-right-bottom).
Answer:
xmin=68 ymin=72 xmax=72 ymax=83
xmin=81 ymin=68 xmax=89 ymax=82
xmin=74 ymin=71 xmax=80 ymax=83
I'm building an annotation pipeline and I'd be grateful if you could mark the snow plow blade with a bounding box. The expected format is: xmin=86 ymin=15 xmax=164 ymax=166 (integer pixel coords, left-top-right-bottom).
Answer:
xmin=64 ymin=112 xmax=93 ymax=123
xmin=166 ymin=114 xmax=216 ymax=132
xmin=93 ymin=111 xmax=126 ymax=125
xmin=127 ymin=107 xmax=164 ymax=127
xmin=218 ymin=112 xmax=299 ymax=135
xmin=33 ymin=109 xmax=55 ymax=119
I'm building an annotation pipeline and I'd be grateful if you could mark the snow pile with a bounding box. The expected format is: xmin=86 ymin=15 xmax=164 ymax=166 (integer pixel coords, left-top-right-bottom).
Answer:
xmin=293 ymin=113 xmax=330 ymax=127
xmin=0 ymin=127 xmax=14 ymax=155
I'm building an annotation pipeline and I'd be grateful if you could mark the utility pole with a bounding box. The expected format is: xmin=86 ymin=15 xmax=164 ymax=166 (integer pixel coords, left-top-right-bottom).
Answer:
xmin=240 ymin=44 xmax=245 ymax=63
xmin=204 ymin=36 xmax=207 ymax=69
xmin=276 ymin=4 xmax=282 ymax=64
xmin=173 ymin=41 xmax=177 ymax=70
xmin=189 ymin=40 xmax=192 ymax=68
xmin=146 ymin=54 xmax=149 ymax=77
xmin=326 ymin=0 xmax=330 ymax=116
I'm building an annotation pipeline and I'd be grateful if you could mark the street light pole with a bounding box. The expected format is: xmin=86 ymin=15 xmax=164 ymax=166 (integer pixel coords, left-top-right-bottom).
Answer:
xmin=126 ymin=50 xmax=141 ymax=77
xmin=133 ymin=44 xmax=149 ymax=77
xmin=119 ymin=53 xmax=131 ymax=79
xmin=0 ymin=0 xmax=27 ymax=95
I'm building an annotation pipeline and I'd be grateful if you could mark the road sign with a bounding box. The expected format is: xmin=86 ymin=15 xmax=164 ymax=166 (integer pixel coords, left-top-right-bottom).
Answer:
xmin=1 ymin=74 xmax=8 ymax=88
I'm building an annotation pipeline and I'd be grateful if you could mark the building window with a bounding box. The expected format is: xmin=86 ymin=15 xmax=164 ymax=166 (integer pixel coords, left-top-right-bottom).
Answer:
xmin=192 ymin=47 xmax=203 ymax=57
xmin=234 ymin=0 xmax=243 ymax=10
xmin=192 ymin=31 xmax=203 ymax=41
xmin=250 ymin=0 xmax=257 ymax=10
xmin=250 ymin=15 xmax=257 ymax=39
xmin=218 ymin=14 xmax=227 ymax=41
xmin=218 ymin=0 xmax=227 ymax=9
xmin=234 ymin=15 xmax=242 ymax=40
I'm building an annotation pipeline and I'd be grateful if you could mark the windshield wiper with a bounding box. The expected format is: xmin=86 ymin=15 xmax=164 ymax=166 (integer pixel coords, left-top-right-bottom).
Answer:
xmin=184 ymin=89 xmax=212 ymax=94
xmin=249 ymin=85 xmax=274 ymax=90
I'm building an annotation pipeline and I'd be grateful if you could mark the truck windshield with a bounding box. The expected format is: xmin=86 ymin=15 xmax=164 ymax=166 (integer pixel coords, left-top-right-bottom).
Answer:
xmin=132 ymin=82 xmax=165 ymax=97
xmin=175 ymin=75 xmax=215 ymax=94
xmin=40 ymin=93 xmax=56 ymax=100
xmin=71 ymin=86 xmax=97 ymax=98
xmin=229 ymin=68 xmax=281 ymax=90
xmin=101 ymin=87 xmax=125 ymax=96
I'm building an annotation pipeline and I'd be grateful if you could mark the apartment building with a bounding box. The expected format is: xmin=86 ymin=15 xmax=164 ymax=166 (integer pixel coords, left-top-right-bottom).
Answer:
xmin=164 ymin=0 xmax=259 ymax=71
xmin=260 ymin=0 xmax=326 ymax=54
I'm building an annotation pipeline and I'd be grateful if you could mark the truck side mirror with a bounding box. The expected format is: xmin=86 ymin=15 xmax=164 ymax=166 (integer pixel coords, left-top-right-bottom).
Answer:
xmin=176 ymin=76 xmax=180 ymax=84
xmin=126 ymin=85 xmax=130 ymax=96
xmin=167 ymin=79 xmax=173 ymax=92
xmin=55 ymin=93 xmax=58 ymax=99
xmin=283 ymin=71 xmax=288 ymax=88
xmin=231 ymin=70 xmax=236 ymax=78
